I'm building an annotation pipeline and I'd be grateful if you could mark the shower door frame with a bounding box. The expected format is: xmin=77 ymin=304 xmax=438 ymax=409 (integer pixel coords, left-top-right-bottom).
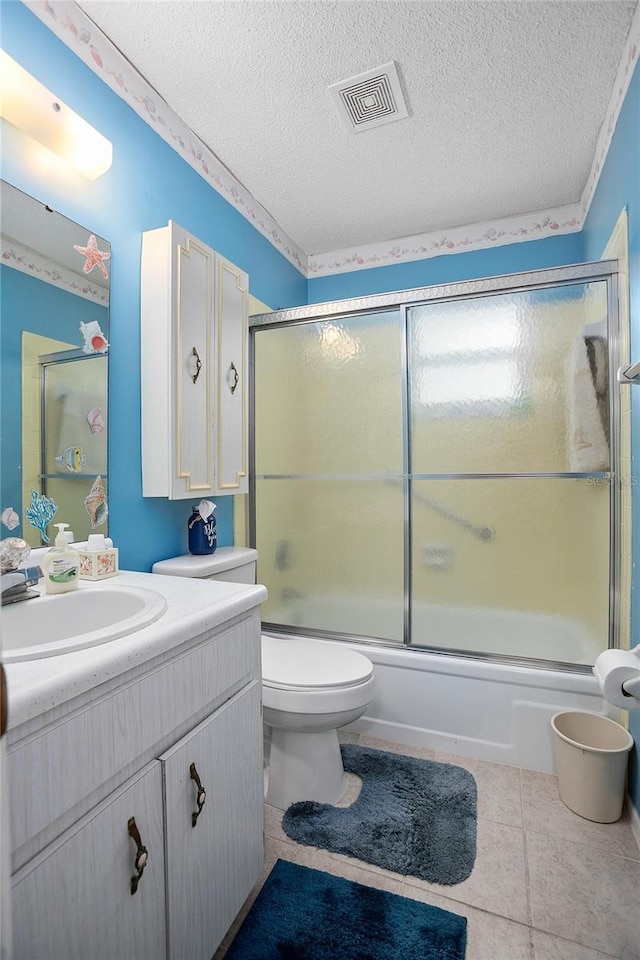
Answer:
xmin=38 ymin=348 xmax=109 ymax=542
xmin=249 ymin=260 xmax=621 ymax=672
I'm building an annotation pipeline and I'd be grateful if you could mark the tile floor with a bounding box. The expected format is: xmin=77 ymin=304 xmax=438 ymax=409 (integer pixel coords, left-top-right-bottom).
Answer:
xmin=214 ymin=733 xmax=640 ymax=960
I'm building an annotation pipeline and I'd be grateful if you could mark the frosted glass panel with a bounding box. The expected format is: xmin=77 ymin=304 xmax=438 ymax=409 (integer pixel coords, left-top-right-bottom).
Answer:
xmin=254 ymin=312 xmax=403 ymax=476
xmin=409 ymin=283 xmax=610 ymax=474
xmin=410 ymin=478 xmax=609 ymax=665
xmin=252 ymin=272 xmax=614 ymax=667
xmin=256 ymin=479 xmax=404 ymax=643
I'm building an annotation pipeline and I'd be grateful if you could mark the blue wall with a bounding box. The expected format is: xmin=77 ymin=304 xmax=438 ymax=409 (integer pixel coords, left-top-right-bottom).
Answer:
xmin=583 ymin=58 xmax=640 ymax=815
xmin=308 ymin=233 xmax=584 ymax=302
xmin=0 ymin=266 xmax=108 ymax=540
xmin=0 ymin=1 xmax=307 ymax=571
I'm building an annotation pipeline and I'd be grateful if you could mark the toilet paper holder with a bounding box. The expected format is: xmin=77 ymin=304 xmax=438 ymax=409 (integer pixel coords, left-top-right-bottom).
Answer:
xmin=622 ymin=644 xmax=640 ymax=700
xmin=621 ymin=671 xmax=640 ymax=699
xmin=593 ymin=645 xmax=640 ymax=710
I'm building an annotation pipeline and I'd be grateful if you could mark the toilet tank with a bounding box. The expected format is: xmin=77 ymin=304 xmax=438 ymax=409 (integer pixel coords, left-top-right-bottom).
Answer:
xmin=152 ymin=546 xmax=258 ymax=584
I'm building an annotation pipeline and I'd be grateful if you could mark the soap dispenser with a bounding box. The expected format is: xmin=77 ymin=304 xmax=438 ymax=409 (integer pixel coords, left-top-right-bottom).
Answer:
xmin=42 ymin=523 xmax=80 ymax=594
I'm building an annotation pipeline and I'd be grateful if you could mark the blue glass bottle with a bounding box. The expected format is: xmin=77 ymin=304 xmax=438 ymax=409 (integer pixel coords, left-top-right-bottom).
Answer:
xmin=188 ymin=504 xmax=217 ymax=555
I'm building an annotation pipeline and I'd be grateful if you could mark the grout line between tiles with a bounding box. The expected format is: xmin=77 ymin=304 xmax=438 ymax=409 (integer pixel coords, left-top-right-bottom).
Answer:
xmin=524 ymin=825 xmax=640 ymax=865
xmin=529 ymin=931 xmax=622 ymax=960
xmin=522 ymin=824 xmax=534 ymax=929
xmin=519 ymin=766 xmax=534 ymax=930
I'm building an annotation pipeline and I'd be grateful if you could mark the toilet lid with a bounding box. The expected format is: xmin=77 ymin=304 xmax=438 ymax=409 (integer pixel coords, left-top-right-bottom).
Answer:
xmin=261 ymin=636 xmax=373 ymax=690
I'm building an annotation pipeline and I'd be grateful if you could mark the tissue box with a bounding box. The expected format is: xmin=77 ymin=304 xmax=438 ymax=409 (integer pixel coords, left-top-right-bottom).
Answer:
xmin=78 ymin=546 xmax=119 ymax=580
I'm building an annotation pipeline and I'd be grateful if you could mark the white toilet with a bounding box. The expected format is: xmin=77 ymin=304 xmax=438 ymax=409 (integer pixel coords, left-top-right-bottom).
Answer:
xmin=152 ymin=547 xmax=375 ymax=809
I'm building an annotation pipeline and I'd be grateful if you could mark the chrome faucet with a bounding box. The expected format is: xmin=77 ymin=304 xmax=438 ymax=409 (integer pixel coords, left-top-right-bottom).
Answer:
xmin=1 ymin=567 xmax=43 ymax=605
xmin=0 ymin=538 xmax=43 ymax=605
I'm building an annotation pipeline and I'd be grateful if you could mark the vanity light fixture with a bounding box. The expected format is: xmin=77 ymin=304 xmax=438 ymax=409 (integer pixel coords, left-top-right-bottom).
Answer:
xmin=0 ymin=50 xmax=112 ymax=180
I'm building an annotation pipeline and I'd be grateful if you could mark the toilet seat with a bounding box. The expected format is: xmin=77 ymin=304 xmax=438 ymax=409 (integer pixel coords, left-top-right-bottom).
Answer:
xmin=261 ymin=636 xmax=373 ymax=691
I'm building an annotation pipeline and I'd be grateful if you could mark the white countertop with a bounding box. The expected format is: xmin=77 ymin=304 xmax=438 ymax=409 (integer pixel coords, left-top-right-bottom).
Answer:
xmin=3 ymin=571 xmax=267 ymax=731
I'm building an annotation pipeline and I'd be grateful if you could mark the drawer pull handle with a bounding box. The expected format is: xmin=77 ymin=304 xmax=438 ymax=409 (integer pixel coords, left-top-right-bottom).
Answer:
xmin=190 ymin=762 xmax=207 ymax=827
xmin=128 ymin=816 xmax=148 ymax=895
xmin=228 ymin=361 xmax=239 ymax=394
xmin=191 ymin=347 xmax=203 ymax=384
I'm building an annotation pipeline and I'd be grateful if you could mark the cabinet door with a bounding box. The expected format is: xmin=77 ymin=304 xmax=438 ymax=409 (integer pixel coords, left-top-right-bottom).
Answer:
xmin=171 ymin=223 xmax=217 ymax=499
xmin=162 ymin=681 xmax=263 ymax=960
xmin=141 ymin=221 xmax=217 ymax=499
xmin=214 ymin=254 xmax=249 ymax=495
xmin=12 ymin=762 xmax=166 ymax=960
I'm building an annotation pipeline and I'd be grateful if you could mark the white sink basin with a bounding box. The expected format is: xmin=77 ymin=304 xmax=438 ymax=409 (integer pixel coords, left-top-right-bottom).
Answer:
xmin=2 ymin=585 xmax=168 ymax=663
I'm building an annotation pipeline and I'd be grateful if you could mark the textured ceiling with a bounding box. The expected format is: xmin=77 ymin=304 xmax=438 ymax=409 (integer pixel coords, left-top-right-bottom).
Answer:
xmin=75 ymin=0 xmax=636 ymax=255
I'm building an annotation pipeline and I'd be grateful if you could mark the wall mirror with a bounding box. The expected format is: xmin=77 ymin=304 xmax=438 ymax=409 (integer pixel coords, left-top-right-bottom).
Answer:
xmin=0 ymin=180 xmax=110 ymax=546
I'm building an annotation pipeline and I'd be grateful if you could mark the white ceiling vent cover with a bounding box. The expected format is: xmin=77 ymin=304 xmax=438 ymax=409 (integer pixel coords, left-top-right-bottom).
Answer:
xmin=329 ymin=61 xmax=409 ymax=133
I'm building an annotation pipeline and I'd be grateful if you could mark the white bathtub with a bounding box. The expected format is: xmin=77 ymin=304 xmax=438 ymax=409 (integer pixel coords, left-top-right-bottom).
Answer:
xmin=265 ymin=600 xmax=613 ymax=773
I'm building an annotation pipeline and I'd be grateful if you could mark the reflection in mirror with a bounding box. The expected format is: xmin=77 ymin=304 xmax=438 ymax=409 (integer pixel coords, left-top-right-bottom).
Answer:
xmin=0 ymin=181 xmax=110 ymax=545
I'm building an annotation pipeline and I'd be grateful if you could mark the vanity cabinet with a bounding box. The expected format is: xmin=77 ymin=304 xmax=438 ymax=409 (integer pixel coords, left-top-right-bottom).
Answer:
xmin=8 ymin=606 xmax=264 ymax=960
xmin=141 ymin=221 xmax=249 ymax=499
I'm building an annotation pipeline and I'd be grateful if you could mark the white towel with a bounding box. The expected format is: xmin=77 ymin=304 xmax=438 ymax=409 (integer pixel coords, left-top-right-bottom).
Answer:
xmin=567 ymin=329 xmax=609 ymax=472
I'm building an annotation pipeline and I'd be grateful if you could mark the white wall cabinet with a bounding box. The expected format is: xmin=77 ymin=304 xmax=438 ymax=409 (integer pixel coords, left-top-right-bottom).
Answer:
xmin=141 ymin=221 xmax=249 ymax=499
xmin=9 ymin=612 xmax=264 ymax=960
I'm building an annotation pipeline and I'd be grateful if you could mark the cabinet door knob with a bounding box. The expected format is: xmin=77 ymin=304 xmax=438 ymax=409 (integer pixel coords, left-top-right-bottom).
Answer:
xmin=127 ymin=816 xmax=149 ymax=895
xmin=189 ymin=762 xmax=207 ymax=828
xmin=191 ymin=346 xmax=203 ymax=384
xmin=228 ymin=361 xmax=239 ymax=394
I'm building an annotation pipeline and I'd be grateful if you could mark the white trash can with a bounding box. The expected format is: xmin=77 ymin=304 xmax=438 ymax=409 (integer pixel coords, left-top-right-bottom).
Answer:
xmin=551 ymin=711 xmax=634 ymax=823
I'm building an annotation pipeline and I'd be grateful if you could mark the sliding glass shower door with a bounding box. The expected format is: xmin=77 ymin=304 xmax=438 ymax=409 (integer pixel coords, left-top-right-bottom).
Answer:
xmin=408 ymin=283 xmax=611 ymax=664
xmin=252 ymin=263 xmax=616 ymax=667
xmin=253 ymin=311 xmax=406 ymax=642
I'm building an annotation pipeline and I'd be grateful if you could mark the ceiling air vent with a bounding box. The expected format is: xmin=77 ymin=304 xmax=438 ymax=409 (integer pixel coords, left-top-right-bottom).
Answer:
xmin=328 ymin=61 xmax=408 ymax=133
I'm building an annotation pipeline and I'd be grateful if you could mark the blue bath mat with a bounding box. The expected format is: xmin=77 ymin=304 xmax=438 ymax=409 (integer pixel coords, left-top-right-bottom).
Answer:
xmin=225 ymin=859 xmax=467 ymax=960
xmin=282 ymin=744 xmax=477 ymax=885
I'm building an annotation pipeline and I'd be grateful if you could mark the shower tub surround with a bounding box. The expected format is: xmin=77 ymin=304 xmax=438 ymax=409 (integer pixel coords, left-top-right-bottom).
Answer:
xmin=265 ymin=621 xmax=608 ymax=774
xmin=253 ymin=262 xmax=618 ymax=780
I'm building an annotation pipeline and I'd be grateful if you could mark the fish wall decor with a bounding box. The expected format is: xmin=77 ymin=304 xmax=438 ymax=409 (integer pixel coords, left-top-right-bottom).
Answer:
xmin=55 ymin=446 xmax=88 ymax=473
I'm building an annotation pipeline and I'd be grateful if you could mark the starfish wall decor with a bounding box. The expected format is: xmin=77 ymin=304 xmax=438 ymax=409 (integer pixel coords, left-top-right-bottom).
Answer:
xmin=73 ymin=234 xmax=110 ymax=279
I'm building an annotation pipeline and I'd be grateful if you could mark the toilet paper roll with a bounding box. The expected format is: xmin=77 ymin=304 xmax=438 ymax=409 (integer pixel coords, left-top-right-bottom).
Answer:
xmin=593 ymin=648 xmax=640 ymax=710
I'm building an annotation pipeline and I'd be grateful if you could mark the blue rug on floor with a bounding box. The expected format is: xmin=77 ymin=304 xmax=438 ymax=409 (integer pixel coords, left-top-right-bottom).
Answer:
xmin=282 ymin=745 xmax=477 ymax=885
xmin=224 ymin=859 xmax=467 ymax=960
